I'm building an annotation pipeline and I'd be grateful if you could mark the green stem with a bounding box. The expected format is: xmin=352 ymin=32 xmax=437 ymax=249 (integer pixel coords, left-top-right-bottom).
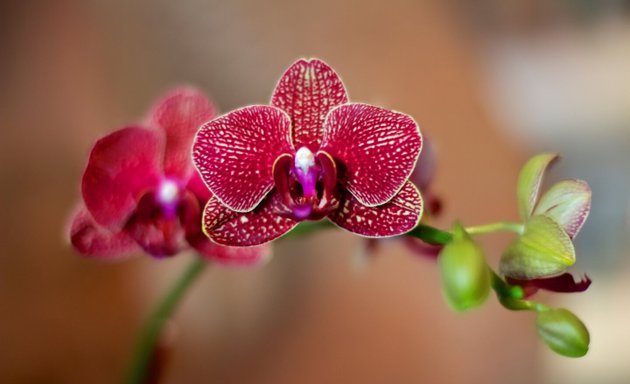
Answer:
xmin=126 ymin=257 xmax=208 ymax=384
xmin=489 ymin=269 xmax=548 ymax=312
xmin=406 ymin=224 xmax=453 ymax=245
xmin=465 ymin=222 xmax=524 ymax=236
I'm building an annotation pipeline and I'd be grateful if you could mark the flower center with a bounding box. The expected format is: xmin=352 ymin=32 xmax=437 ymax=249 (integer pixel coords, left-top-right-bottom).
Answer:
xmin=155 ymin=179 xmax=182 ymax=219
xmin=293 ymin=147 xmax=317 ymax=198
xmin=272 ymin=148 xmax=339 ymax=221
xmin=157 ymin=179 xmax=180 ymax=205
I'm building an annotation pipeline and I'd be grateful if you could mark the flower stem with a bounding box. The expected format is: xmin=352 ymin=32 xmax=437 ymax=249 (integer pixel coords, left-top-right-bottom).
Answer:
xmin=489 ymin=269 xmax=548 ymax=312
xmin=126 ymin=257 xmax=208 ymax=384
xmin=406 ymin=224 xmax=453 ymax=245
xmin=465 ymin=222 xmax=524 ymax=236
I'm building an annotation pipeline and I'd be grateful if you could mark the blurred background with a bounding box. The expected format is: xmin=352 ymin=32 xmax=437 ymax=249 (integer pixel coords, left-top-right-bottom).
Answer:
xmin=1 ymin=0 xmax=629 ymax=383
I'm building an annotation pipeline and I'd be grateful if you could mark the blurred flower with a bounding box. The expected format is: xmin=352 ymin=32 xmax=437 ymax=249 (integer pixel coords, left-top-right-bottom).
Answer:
xmin=69 ymin=88 xmax=268 ymax=264
xmin=500 ymin=153 xmax=591 ymax=291
xmin=193 ymin=59 xmax=423 ymax=246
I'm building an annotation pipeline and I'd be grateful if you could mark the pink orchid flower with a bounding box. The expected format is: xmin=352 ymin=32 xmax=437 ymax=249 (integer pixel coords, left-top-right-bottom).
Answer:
xmin=69 ymin=88 xmax=268 ymax=264
xmin=193 ymin=59 xmax=424 ymax=246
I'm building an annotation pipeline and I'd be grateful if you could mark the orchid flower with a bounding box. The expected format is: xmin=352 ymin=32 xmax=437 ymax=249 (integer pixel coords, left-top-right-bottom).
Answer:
xmin=193 ymin=59 xmax=424 ymax=246
xmin=499 ymin=153 xmax=592 ymax=295
xmin=69 ymin=88 xmax=268 ymax=264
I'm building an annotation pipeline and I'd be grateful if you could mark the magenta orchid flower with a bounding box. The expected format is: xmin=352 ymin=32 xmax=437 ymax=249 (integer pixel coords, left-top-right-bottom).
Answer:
xmin=193 ymin=59 xmax=424 ymax=246
xmin=69 ymin=87 xmax=268 ymax=264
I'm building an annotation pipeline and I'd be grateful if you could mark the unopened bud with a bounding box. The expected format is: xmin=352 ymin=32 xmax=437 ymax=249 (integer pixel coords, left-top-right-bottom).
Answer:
xmin=438 ymin=224 xmax=490 ymax=312
xmin=536 ymin=308 xmax=590 ymax=357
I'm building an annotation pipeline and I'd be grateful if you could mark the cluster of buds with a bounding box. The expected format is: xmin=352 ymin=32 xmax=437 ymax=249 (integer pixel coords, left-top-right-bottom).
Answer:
xmin=434 ymin=154 xmax=591 ymax=357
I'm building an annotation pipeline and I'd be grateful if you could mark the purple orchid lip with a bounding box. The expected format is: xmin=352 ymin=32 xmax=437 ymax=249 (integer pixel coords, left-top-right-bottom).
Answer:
xmin=272 ymin=147 xmax=339 ymax=221
xmin=194 ymin=59 xmax=424 ymax=246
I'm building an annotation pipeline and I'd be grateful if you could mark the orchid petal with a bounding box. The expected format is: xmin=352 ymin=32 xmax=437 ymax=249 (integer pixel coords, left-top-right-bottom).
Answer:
xmin=186 ymin=171 xmax=213 ymax=203
xmin=506 ymin=273 xmax=591 ymax=298
xmin=500 ymin=215 xmax=576 ymax=279
xmin=321 ymin=103 xmax=422 ymax=206
xmin=517 ymin=153 xmax=558 ymax=220
xmin=82 ymin=126 xmax=163 ymax=229
xmin=178 ymin=192 xmax=270 ymax=265
xmin=202 ymin=191 xmax=298 ymax=246
xmin=69 ymin=206 xmax=139 ymax=258
xmin=192 ymin=239 xmax=271 ymax=266
xmin=148 ymin=87 xmax=216 ymax=179
xmin=271 ymin=58 xmax=348 ymax=149
xmin=123 ymin=192 xmax=186 ymax=258
xmin=193 ymin=106 xmax=293 ymax=212
xmin=533 ymin=179 xmax=591 ymax=239
xmin=328 ymin=181 xmax=423 ymax=237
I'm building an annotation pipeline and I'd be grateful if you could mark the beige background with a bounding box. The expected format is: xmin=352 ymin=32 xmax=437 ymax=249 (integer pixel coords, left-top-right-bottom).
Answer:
xmin=2 ymin=1 xmax=628 ymax=383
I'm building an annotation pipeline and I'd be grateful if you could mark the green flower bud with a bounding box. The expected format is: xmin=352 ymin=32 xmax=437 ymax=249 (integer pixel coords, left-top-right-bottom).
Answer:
xmin=536 ymin=308 xmax=590 ymax=357
xmin=438 ymin=224 xmax=490 ymax=312
xmin=499 ymin=215 xmax=575 ymax=279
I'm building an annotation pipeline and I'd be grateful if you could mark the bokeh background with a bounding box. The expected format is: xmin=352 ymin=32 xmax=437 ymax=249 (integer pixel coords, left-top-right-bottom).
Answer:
xmin=1 ymin=1 xmax=629 ymax=383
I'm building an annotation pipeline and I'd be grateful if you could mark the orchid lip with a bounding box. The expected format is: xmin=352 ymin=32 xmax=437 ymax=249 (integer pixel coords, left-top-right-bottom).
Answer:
xmin=272 ymin=149 xmax=338 ymax=221
xmin=293 ymin=146 xmax=318 ymax=198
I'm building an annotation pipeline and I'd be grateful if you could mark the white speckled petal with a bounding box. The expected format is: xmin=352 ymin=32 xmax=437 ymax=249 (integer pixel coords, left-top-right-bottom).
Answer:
xmin=203 ymin=191 xmax=298 ymax=246
xmin=321 ymin=103 xmax=422 ymax=207
xmin=271 ymin=58 xmax=348 ymax=149
xmin=193 ymin=106 xmax=293 ymax=212
xmin=328 ymin=181 xmax=423 ymax=237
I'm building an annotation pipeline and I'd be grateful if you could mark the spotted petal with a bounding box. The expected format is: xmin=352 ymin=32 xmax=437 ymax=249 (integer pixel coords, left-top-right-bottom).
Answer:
xmin=533 ymin=179 xmax=591 ymax=239
xmin=179 ymin=191 xmax=271 ymax=265
xmin=202 ymin=191 xmax=298 ymax=246
xmin=329 ymin=181 xmax=423 ymax=237
xmin=82 ymin=126 xmax=163 ymax=229
xmin=69 ymin=206 xmax=139 ymax=258
xmin=148 ymin=87 xmax=216 ymax=179
xmin=193 ymin=106 xmax=293 ymax=212
xmin=321 ymin=103 xmax=422 ymax=206
xmin=271 ymin=58 xmax=348 ymax=149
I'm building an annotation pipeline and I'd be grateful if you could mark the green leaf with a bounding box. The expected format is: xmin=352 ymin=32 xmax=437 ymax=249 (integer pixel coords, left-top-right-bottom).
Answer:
xmin=499 ymin=215 xmax=575 ymax=279
xmin=536 ymin=308 xmax=590 ymax=357
xmin=534 ymin=179 xmax=591 ymax=239
xmin=438 ymin=224 xmax=490 ymax=312
xmin=517 ymin=153 xmax=558 ymax=220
